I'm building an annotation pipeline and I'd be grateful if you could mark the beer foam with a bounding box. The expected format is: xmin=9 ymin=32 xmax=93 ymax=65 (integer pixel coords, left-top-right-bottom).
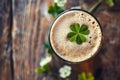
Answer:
xmin=50 ymin=10 xmax=102 ymax=62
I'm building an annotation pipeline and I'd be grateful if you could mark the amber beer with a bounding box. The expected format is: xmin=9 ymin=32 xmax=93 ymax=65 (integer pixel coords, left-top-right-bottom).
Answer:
xmin=49 ymin=9 xmax=103 ymax=73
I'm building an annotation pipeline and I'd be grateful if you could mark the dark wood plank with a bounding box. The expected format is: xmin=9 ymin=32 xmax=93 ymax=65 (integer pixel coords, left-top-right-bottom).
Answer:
xmin=95 ymin=11 xmax=120 ymax=80
xmin=12 ymin=0 xmax=50 ymax=79
xmin=0 ymin=0 xmax=12 ymax=80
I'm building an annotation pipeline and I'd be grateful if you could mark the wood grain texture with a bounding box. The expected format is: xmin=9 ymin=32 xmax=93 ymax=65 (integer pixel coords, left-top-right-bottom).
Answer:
xmin=0 ymin=0 xmax=12 ymax=80
xmin=12 ymin=0 xmax=41 ymax=79
xmin=12 ymin=0 xmax=50 ymax=80
xmin=95 ymin=11 xmax=120 ymax=80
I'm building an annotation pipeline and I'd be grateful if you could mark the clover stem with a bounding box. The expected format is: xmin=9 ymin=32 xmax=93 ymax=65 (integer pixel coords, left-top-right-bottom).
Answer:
xmin=88 ymin=0 xmax=102 ymax=13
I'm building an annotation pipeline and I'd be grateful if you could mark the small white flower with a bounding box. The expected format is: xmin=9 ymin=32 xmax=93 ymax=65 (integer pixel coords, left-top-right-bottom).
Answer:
xmin=40 ymin=56 xmax=52 ymax=67
xmin=54 ymin=0 xmax=67 ymax=7
xmin=59 ymin=65 xmax=72 ymax=78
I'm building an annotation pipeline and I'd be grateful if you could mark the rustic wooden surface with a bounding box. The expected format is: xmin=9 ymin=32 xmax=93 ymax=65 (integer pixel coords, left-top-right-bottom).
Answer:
xmin=0 ymin=0 xmax=120 ymax=80
xmin=0 ymin=0 xmax=12 ymax=80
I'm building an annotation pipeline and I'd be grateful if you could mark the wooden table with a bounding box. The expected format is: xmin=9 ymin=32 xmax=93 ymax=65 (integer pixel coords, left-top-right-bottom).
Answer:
xmin=0 ymin=0 xmax=120 ymax=80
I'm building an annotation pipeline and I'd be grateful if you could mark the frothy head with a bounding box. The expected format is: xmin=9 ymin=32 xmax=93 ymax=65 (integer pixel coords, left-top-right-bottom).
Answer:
xmin=50 ymin=9 xmax=102 ymax=63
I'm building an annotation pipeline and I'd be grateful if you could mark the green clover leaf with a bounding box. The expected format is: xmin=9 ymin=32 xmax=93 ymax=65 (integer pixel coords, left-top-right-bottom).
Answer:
xmin=79 ymin=34 xmax=86 ymax=42
xmin=70 ymin=35 xmax=77 ymax=42
xmin=105 ymin=0 xmax=114 ymax=7
xmin=77 ymin=72 xmax=95 ymax=80
xmin=70 ymin=23 xmax=80 ymax=32
xmin=35 ymin=64 xmax=50 ymax=74
xmin=76 ymin=35 xmax=82 ymax=44
xmin=45 ymin=42 xmax=54 ymax=55
xmin=48 ymin=3 xmax=65 ymax=17
xmin=35 ymin=67 xmax=46 ymax=74
xmin=67 ymin=23 xmax=90 ymax=45
xmin=67 ymin=32 xmax=76 ymax=38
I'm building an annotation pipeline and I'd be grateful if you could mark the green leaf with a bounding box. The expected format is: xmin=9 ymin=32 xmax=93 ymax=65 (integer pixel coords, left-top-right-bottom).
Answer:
xmin=76 ymin=35 xmax=82 ymax=44
xmin=87 ymin=72 xmax=95 ymax=80
xmin=54 ymin=3 xmax=65 ymax=13
xmin=87 ymin=77 xmax=94 ymax=80
xmin=65 ymin=78 xmax=70 ymax=80
xmin=48 ymin=5 xmax=54 ymax=13
xmin=75 ymin=23 xmax=80 ymax=32
xmin=69 ymin=35 xmax=76 ymax=42
xmin=78 ymin=74 xmax=83 ymax=80
xmin=80 ymin=24 xmax=88 ymax=32
xmin=43 ymin=64 xmax=50 ymax=71
xmin=35 ymin=64 xmax=51 ymax=75
xmin=78 ymin=72 xmax=86 ymax=80
xmin=67 ymin=32 xmax=76 ymax=38
xmin=105 ymin=0 xmax=114 ymax=7
xmin=81 ymin=30 xmax=90 ymax=35
xmin=81 ymin=72 xmax=86 ymax=80
xmin=70 ymin=23 xmax=80 ymax=32
xmin=87 ymin=72 xmax=93 ymax=77
xmin=44 ymin=42 xmax=54 ymax=55
xmin=79 ymin=34 xmax=86 ymax=42
xmin=48 ymin=3 xmax=65 ymax=17
xmin=45 ymin=42 xmax=50 ymax=48
xmin=78 ymin=72 xmax=95 ymax=80
xmin=67 ymin=23 xmax=90 ymax=45
xmin=70 ymin=24 xmax=76 ymax=32
xmin=35 ymin=67 xmax=46 ymax=74
xmin=48 ymin=49 xmax=53 ymax=55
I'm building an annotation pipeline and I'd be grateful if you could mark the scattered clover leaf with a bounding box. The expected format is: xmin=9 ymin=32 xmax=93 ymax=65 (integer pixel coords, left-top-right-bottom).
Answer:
xmin=35 ymin=67 xmax=46 ymax=74
xmin=78 ymin=72 xmax=95 ymax=80
xmin=67 ymin=23 xmax=90 ymax=45
xmin=35 ymin=64 xmax=50 ymax=75
xmin=65 ymin=78 xmax=70 ymax=80
xmin=45 ymin=42 xmax=54 ymax=55
xmin=48 ymin=3 xmax=65 ymax=17
xmin=105 ymin=0 xmax=114 ymax=7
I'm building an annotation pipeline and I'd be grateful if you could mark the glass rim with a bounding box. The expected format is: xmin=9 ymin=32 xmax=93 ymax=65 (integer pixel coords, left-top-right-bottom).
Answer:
xmin=48 ymin=9 xmax=104 ymax=64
